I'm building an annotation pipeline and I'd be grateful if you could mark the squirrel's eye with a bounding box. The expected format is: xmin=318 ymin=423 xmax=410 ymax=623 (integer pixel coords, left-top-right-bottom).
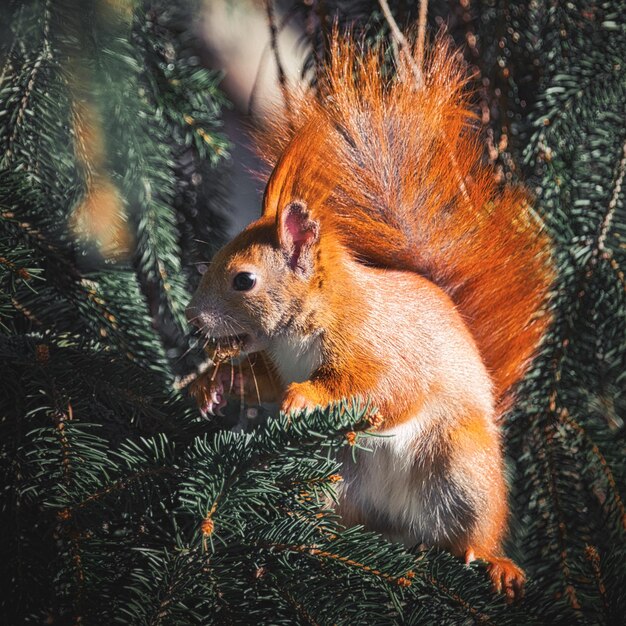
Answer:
xmin=232 ymin=271 xmax=257 ymax=292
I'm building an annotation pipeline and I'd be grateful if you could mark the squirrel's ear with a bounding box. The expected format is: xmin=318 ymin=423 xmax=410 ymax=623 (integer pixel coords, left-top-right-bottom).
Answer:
xmin=278 ymin=201 xmax=320 ymax=275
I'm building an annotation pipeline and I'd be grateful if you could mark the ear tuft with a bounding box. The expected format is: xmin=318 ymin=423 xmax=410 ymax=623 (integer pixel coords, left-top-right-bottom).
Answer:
xmin=278 ymin=201 xmax=320 ymax=274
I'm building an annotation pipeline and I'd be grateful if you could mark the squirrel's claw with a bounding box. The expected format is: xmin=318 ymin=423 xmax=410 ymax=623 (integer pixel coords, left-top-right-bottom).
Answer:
xmin=191 ymin=362 xmax=256 ymax=419
xmin=199 ymin=396 xmax=226 ymax=419
xmin=197 ymin=380 xmax=227 ymax=419
xmin=486 ymin=557 xmax=526 ymax=603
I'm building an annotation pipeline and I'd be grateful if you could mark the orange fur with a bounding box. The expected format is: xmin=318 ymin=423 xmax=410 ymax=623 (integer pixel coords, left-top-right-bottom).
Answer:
xmin=188 ymin=32 xmax=553 ymax=602
xmin=255 ymin=35 xmax=553 ymax=412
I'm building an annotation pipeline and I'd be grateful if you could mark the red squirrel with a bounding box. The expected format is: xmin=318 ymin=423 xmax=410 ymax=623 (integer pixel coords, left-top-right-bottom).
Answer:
xmin=186 ymin=35 xmax=553 ymax=601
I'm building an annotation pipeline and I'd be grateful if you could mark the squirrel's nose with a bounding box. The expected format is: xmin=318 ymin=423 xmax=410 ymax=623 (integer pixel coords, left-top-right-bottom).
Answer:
xmin=186 ymin=303 xmax=218 ymax=331
xmin=185 ymin=305 xmax=203 ymax=328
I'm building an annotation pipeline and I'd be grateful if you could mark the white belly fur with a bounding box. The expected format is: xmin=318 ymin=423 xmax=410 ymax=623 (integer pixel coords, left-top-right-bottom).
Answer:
xmin=337 ymin=404 xmax=477 ymax=548
xmin=269 ymin=332 xmax=323 ymax=385
xmin=267 ymin=329 xmax=482 ymax=548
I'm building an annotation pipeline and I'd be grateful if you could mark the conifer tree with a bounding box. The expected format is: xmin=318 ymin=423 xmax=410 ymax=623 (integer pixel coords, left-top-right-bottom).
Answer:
xmin=2 ymin=1 xmax=625 ymax=624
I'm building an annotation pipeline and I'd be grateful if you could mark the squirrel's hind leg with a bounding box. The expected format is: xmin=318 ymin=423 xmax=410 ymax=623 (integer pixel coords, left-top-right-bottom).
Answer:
xmin=445 ymin=412 xmax=526 ymax=603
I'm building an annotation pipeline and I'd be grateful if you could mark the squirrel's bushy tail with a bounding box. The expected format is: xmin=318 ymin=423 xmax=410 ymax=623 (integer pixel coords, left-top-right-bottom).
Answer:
xmin=256 ymin=34 xmax=554 ymax=409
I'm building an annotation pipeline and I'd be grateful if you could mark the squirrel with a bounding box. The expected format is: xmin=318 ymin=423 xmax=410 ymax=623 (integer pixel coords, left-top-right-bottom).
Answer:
xmin=186 ymin=33 xmax=553 ymax=602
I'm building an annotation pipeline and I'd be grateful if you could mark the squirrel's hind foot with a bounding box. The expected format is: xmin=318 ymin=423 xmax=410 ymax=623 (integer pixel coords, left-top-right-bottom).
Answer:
xmin=486 ymin=557 xmax=526 ymax=603
xmin=465 ymin=550 xmax=525 ymax=603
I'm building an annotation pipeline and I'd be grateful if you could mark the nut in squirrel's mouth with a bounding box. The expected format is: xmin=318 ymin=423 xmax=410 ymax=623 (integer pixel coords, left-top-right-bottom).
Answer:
xmin=206 ymin=333 xmax=249 ymax=361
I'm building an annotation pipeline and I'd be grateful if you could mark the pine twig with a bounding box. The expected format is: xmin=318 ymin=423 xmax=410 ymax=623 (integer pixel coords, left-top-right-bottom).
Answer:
xmin=264 ymin=0 xmax=293 ymax=127
xmin=378 ymin=0 xmax=424 ymax=88
xmin=4 ymin=0 xmax=52 ymax=164
xmin=596 ymin=138 xmax=626 ymax=255
xmin=540 ymin=420 xmax=583 ymax=612
xmin=262 ymin=541 xmax=415 ymax=587
xmin=378 ymin=0 xmax=472 ymax=208
xmin=249 ymin=7 xmax=298 ymax=117
xmin=423 ymin=572 xmax=498 ymax=626
xmin=585 ymin=546 xmax=611 ymax=619
xmin=560 ymin=409 xmax=626 ymax=531
xmin=58 ymin=466 xmax=175 ymax=521
xmin=415 ymin=0 xmax=428 ymax=74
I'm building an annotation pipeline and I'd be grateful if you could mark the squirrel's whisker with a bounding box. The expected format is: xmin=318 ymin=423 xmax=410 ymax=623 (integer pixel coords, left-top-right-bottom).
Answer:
xmin=237 ymin=360 xmax=245 ymax=420
xmin=246 ymin=353 xmax=262 ymax=407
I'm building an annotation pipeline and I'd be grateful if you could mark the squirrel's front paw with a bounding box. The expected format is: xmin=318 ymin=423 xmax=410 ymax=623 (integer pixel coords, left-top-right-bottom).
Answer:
xmin=190 ymin=368 xmax=243 ymax=417
xmin=281 ymin=382 xmax=322 ymax=415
